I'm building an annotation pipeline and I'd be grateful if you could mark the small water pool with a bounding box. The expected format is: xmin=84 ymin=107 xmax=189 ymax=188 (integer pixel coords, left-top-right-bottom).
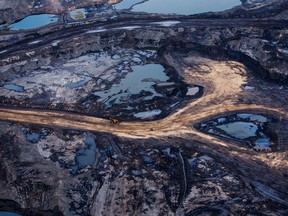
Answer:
xmin=198 ymin=113 xmax=274 ymax=150
xmin=3 ymin=84 xmax=24 ymax=92
xmin=114 ymin=0 xmax=241 ymax=15
xmin=26 ymin=133 xmax=41 ymax=143
xmin=9 ymin=14 xmax=58 ymax=30
xmin=21 ymin=127 xmax=50 ymax=143
xmin=71 ymin=135 xmax=97 ymax=175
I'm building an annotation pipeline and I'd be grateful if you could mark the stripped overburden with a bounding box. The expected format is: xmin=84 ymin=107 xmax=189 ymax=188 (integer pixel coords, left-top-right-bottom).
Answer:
xmin=0 ymin=0 xmax=288 ymax=215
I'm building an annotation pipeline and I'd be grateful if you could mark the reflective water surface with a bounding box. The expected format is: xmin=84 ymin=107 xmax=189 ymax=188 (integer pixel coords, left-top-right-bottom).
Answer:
xmin=94 ymin=64 xmax=169 ymax=107
xmin=0 ymin=212 xmax=21 ymax=216
xmin=10 ymin=14 xmax=58 ymax=30
xmin=115 ymin=0 xmax=241 ymax=15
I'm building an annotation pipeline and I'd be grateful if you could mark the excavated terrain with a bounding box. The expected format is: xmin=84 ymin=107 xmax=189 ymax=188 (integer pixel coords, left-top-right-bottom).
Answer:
xmin=0 ymin=0 xmax=288 ymax=215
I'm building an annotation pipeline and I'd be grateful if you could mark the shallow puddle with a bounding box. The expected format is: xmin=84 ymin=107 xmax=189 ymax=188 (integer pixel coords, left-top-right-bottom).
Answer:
xmin=114 ymin=0 xmax=241 ymax=15
xmin=9 ymin=14 xmax=58 ymax=30
xmin=71 ymin=135 xmax=97 ymax=175
xmin=26 ymin=133 xmax=41 ymax=143
xmin=21 ymin=127 xmax=50 ymax=143
xmin=3 ymin=84 xmax=24 ymax=92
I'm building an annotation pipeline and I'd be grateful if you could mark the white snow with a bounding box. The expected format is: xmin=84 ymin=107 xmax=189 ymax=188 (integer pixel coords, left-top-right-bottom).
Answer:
xmin=0 ymin=50 xmax=7 ymax=54
xmin=86 ymin=29 xmax=107 ymax=34
xmin=151 ymin=21 xmax=181 ymax=27
xmin=28 ymin=40 xmax=42 ymax=45
xmin=133 ymin=109 xmax=162 ymax=119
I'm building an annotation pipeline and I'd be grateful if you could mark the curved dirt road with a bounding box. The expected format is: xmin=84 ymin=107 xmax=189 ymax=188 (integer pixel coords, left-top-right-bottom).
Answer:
xmin=0 ymin=104 xmax=285 ymax=138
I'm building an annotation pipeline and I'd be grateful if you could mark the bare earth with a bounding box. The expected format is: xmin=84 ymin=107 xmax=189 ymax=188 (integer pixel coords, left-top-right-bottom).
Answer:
xmin=0 ymin=0 xmax=288 ymax=215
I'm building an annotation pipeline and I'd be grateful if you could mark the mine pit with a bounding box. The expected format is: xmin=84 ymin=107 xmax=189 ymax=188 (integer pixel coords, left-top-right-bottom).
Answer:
xmin=94 ymin=62 xmax=201 ymax=120
xmin=197 ymin=113 xmax=277 ymax=151
xmin=92 ymin=62 xmax=199 ymax=120
xmin=0 ymin=0 xmax=288 ymax=215
xmin=0 ymin=47 xmax=203 ymax=121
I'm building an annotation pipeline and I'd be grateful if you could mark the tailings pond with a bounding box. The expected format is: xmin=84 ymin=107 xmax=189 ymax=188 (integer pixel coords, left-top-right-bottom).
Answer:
xmin=9 ymin=14 xmax=58 ymax=30
xmin=114 ymin=0 xmax=241 ymax=15
xmin=197 ymin=113 xmax=277 ymax=151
